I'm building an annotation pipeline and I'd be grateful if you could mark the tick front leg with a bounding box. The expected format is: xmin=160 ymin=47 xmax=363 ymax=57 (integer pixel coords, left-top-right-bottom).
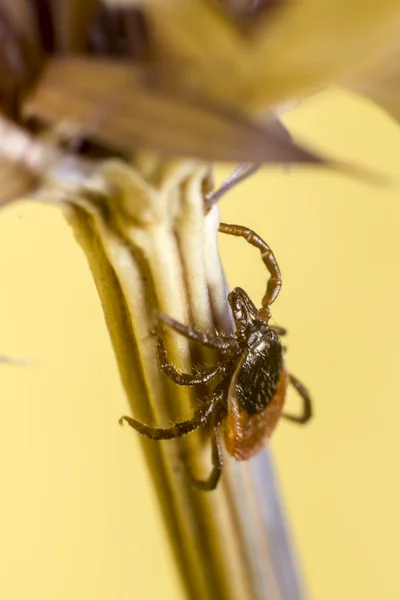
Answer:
xmin=119 ymin=396 xmax=217 ymax=440
xmin=219 ymin=222 xmax=282 ymax=315
xmin=157 ymin=311 xmax=237 ymax=351
xmin=191 ymin=427 xmax=224 ymax=491
xmin=282 ymin=374 xmax=313 ymax=424
xmin=157 ymin=337 xmax=227 ymax=386
xmin=270 ymin=325 xmax=287 ymax=336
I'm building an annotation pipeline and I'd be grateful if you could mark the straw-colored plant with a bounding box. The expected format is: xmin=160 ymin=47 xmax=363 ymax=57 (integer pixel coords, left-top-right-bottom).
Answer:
xmin=1 ymin=2 xmax=399 ymax=599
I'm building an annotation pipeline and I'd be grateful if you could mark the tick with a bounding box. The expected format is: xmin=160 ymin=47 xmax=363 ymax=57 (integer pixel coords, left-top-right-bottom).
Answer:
xmin=120 ymin=223 xmax=312 ymax=491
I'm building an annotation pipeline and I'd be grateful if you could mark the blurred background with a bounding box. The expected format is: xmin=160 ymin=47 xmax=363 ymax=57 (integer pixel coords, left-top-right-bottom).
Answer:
xmin=0 ymin=88 xmax=399 ymax=600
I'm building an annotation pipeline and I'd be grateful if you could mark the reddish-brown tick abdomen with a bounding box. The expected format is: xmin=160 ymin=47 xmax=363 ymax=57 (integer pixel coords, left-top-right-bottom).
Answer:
xmin=224 ymin=366 xmax=288 ymax=460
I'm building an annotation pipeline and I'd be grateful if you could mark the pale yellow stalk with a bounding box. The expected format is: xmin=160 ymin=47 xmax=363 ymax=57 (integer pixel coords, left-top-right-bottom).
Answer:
xmin=34 ymin=155 xmax=303 ymax=600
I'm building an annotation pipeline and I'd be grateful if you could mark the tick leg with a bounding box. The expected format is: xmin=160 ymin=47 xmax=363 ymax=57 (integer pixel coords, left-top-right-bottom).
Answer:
xmin=157 ymin=337 xmax=226 ymax=386
xmin=270 ymin=325 xmax=287 ymax=336
xmin=219 ymin=222 xmax=282 ymax=316
xmin=157 ymin=311 xmax=237 ymax=351
xmin=191 ymin=427 xmax=224 ymax=492
xmin=119 ymin=397 xmax=217 ymax=440
xmin=282 ymin=374 xmax=313 ymax=424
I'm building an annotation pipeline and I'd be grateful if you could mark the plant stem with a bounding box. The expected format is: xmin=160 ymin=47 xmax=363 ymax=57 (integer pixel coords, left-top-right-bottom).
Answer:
xmin=41 ymin=155 xmax=305 ymax=600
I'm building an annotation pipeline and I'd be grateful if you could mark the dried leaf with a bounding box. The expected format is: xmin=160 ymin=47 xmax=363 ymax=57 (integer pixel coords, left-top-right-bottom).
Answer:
xmin=0 ymin=158 xmax=38 ymax=206
xmin=0 ymin=0 xmax=43 ymax=115
xmin=1 ymin=0 xmax=40 ymax=48
xmin=141 ymin=0 xmax=400 ymax=113
xmin=86 ymin=2 xmax=151 ymax=59
xmin=206 ymin=163 xmax=261 ymax=205
xmin=350 ymin=45 xmax=400 ymax=124
xmin=0 ymin=116 xmax=45 ymax=205
xmin=213 ymin=0 xmax=286 ymax=28
xmin=250 ymin=0 xmax=400 ymax=110
xmin=49 ymin=0 xmax=100 ymax=53
xmin=371 ymin=92 xmax=400 ymax=125
xmin=25 ymin=57 xmax=326 ymax=164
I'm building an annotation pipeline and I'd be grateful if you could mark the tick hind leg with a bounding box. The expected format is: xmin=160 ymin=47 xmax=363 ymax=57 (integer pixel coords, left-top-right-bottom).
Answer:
xmin=157 ymin=337 xmax=226 ymax=386
xmin=119 ymin=396 xmax=218 ymax=440
xmin=191 ymin=427 xmax=224 ymax=491
xmin=282 ymin=374 xmax=312 ymax=424
xmin=191 ymin=401 xmax=226 ymax=491
xmin=219 ymin=222 xmax=282 ymax=318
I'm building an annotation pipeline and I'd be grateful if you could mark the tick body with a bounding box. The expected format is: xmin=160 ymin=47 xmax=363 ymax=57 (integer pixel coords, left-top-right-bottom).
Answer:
xmin=225 ymin=345 xmax=289 ymax=461
xmin=120 ymin=223 xmax=312 ymax=490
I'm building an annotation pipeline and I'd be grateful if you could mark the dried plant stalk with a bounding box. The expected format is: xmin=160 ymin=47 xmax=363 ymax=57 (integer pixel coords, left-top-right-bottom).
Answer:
xmin=36 ymin=155 xmax=304 ymax=600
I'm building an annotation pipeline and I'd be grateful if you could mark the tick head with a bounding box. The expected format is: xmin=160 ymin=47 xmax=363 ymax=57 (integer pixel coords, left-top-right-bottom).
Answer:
xmin=228 ymin=287 xmax=262 ymax=330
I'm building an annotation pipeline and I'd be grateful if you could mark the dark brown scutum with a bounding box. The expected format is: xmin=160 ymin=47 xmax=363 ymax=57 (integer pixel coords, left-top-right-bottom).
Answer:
xmin=235 ymin=327 xmax=283 ymax=415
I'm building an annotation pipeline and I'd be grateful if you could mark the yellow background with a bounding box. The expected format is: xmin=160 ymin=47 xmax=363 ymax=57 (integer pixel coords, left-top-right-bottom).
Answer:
xmin=0 ymin=90 xmax=399 ymax=600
